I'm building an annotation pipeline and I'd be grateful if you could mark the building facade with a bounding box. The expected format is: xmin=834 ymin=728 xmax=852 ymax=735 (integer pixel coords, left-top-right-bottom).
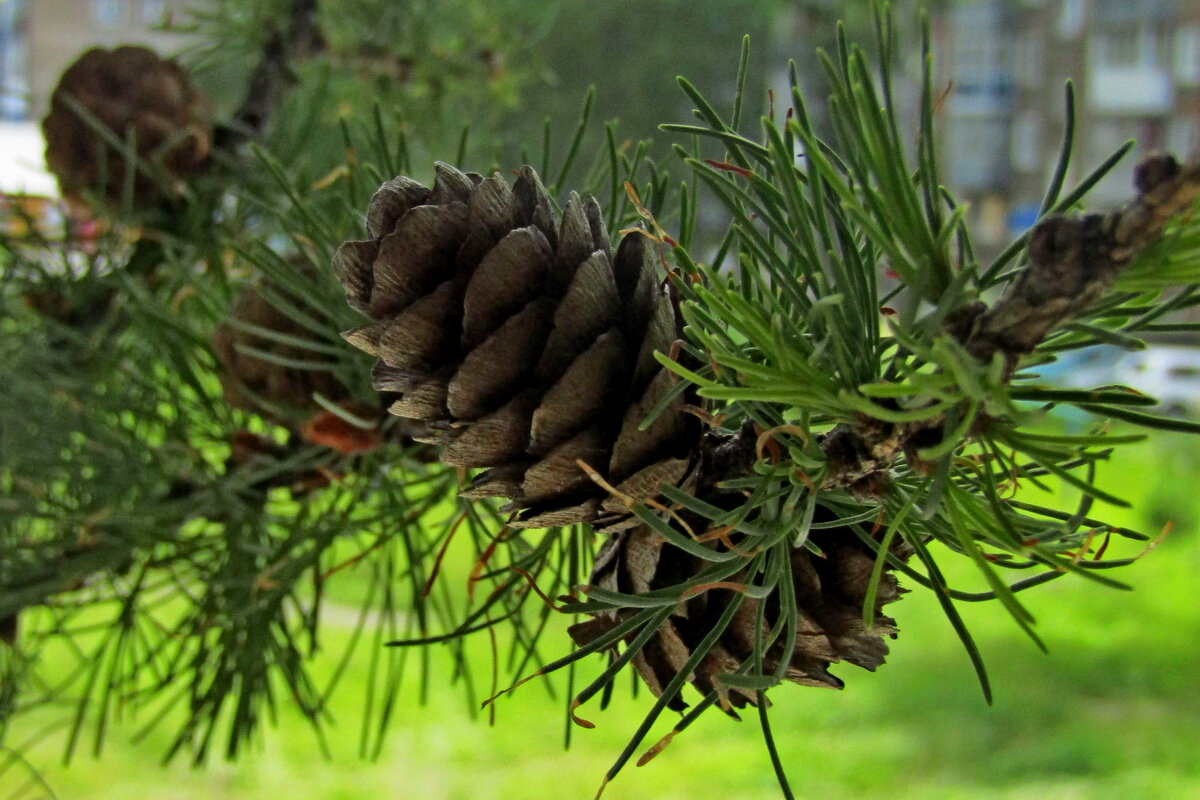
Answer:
xmin=937 ymin=0 xmax=1200 ymax=250
xmin=0 ymin=0 xmax=195 ymax=122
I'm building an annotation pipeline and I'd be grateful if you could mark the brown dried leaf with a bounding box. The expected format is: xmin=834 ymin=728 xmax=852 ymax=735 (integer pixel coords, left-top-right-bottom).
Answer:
xmin=609 ymin=368 xmax=686 ymax=481
xmin=554 ymin=192 xmax=593 ymax=291
xmin=695 ymin=643 xmax=758 ymax=709
xmin=389 ymin=369 xmax=451 ymax=420
xmin=457 ymin=173 xmax=517 ymax=270
xmin=341 ymin=322 xmax=383 ymax=357
xmin=535 ymin=251 xmax=619 ymax=382
xmin=819 ymin=608 xmax=893 ymax=671
xmin=631 ymin=289 xmax=678 ymax=394
xmin=461 ymin=462 xmax=528 ymax=501
xmin=584 ymin=195 xmax=611 ymax=255
xmin=513 ymin=165 xmax=557 ymax=248
xmin=622 ymin=526 xmax=663 ymax=594
xmin=599 ymin=458 xmax=690 ymax=515
xmin=371 ymin=361 xmax=418 ymax=393
xmin=508 ymin=499 xmax=600 ymax=529
xmin=520 ymin=427 xmax=608 ymax=503
xmin=441 ymin=391 xmax=536 ymax=467
xmin=428 ymin=161 xmax=476 ymax=205
xmin=631 ymin=619 xmax=692 ymax=711
xmin=331 ymin=239 xmax=379 ymax=313
xmin=612 ymin=231 xmax=657 ymax=340
xmin=567 ymin=617 xmax=615 ymax=648
xmin=590 ymin=530 xmax=625 ymax=585
xmin=377 ymin=280 xmax=460 ymax=371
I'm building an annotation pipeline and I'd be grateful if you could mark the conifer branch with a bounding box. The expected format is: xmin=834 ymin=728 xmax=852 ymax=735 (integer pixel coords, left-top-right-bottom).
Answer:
xmin=214 ymin=0 xmax=325 ymax=153
xmin=964 ymin=153 xmax=1200 ymax=369
xmin=820 ymin=153 xmax=1200 ymax=494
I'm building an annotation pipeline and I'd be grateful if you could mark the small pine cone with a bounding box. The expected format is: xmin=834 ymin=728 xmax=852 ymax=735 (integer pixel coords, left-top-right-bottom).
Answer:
xmin=570 ymin=526 xmax=909 ymax=710
xmin=42 ymin=45 xmax=211 ymax=208
xmin=213 ymin=283 xmax=350 ymax=430
xmin=333 ymin=164 xmax=698 ymax=528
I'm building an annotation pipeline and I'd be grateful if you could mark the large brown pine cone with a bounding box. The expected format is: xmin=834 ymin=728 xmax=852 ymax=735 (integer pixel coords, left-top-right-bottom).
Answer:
xmin=333 ymin=163 xmax=699 ymax=528
xmin=335 ymin=164 xmax=906 ymax=705
xmin=42 ymin=46 xmax=211 ymax=208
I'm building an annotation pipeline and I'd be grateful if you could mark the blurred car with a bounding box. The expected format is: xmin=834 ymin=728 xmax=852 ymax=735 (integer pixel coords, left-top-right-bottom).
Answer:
xmin=1116 ymin=346 xmax=1200 ymax=416
xmin=0 ymin=93 xmax=26 ymax=121
xmin=1033 ymin=343 xmax=1200 ymax=418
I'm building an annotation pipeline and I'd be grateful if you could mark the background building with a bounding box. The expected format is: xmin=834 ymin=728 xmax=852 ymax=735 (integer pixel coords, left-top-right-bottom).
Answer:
xmin=3 ymin=0 xmax=1198 ymax=222
xmin=0 ymin=0 xmax=194 ymax=122
xmin=938 ymin=0 xmax=1200 ymax=251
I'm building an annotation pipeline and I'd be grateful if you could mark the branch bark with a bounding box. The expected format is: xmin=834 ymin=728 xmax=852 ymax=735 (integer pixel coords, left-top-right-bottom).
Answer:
xmin=213 ymin=0 xmax=325 ymax=154
xmin=819 ymin=153 xmax=1200 ymax=496
xmin=962 ymin=153 xmax=1200 ymax=371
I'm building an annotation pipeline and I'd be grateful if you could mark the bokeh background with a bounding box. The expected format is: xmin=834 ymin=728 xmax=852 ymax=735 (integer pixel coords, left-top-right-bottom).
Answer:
xmin=2 ymin=1 xmax=1198 ymax=798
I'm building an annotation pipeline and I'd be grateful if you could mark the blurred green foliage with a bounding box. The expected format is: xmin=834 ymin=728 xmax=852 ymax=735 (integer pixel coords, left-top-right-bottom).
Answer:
xmin=5 ymin=431 xmax=1197 ymax=800
xmin=179 ymin=0 xmax=795 ymax=178
xmin=523 ymin=0 xmax=777 ymax=155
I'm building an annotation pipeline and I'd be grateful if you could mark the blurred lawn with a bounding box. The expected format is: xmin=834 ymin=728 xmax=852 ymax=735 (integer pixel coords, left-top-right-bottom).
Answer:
xmin=4 ymin=430 xmax=1199 ymax=800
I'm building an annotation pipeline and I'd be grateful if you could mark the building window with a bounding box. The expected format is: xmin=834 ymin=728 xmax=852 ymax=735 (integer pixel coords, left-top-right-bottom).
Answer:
xmin=953 ymin=23 xmax=1010 ymax=96
xmin=1057 ymin=0 xmax=1085 ymax=39
xmin=140 ymin=0 xmax=167 ymax=25
xmin=91 ymin=0 xmax=127 ymax=26
xmin=947 ymin=3 xmax=1013 ymax=110
xmin=1085 ymin=118 xmax=1142 ymax=203
xmin=1088 ymin=119 xmax=1133 ymax=161
xmin=1098 ymin=28 xmax=1141 ymax=67
xmin=0 ymin=0 xmax=29 ymax=121
xmin=945 ymin=117 xmax=1009 ymax=190
xmin=1015 ymin=31 xmax=1044 ymax=89
xmin=1176 ymin=27 xmax=1200 ymax=85
xmin=1095 ymin=26 xmax=1165 ymax=70
xmin=1166 ymin=119 xmax=1196 ymax=159
xmin=1011 ymin=113 xmax=1041 ymax=174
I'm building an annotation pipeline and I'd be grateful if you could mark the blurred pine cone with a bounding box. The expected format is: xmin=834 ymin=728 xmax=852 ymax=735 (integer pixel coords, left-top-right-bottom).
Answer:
xmin=213 ymin=282 xmax=351 ymax=431
xmin=334 ymin=163 xmax=698 ymax=529
xmin=42 ymin=45 xmax=211 ymax=209
xmin=335 ymin=163 xmax=906 ymax=706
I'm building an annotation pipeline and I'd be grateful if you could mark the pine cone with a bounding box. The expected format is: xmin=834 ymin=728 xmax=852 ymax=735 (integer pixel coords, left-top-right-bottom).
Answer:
xmin=42 ymin=45 xmax=211 ymax=208
xmin=333 ymin=163 xmax=698 ymax=528
xmin=570 ymin=524 xmax=909 ymax=710
xmin=334 ymin=164 xmax=907 ymax=708
xmin=213 ymin=282 xmax=350 ymax=430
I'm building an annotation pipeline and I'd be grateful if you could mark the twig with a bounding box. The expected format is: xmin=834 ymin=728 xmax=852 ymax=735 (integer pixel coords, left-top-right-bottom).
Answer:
xmin=964 ymin=153 xmax=1200 ymax=370
xmin=813 ymin=154 xmax=1200 ymax=496
xmin=213 ymin=0 xmax=325 ymax=154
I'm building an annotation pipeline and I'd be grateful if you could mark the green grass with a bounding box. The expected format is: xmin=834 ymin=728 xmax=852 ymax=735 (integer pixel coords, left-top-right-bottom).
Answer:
xmin=4 ymin=431 xmax=1199 ymax=800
